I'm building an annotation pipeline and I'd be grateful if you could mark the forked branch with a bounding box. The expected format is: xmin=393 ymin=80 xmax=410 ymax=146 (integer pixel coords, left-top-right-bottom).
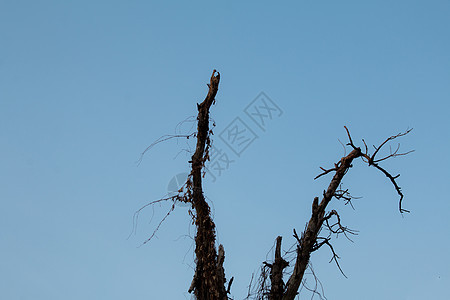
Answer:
xmin=265 ymin=127 xmax=412 ymax=300
xmin=344 ymin=126 xmax=413 ymax=213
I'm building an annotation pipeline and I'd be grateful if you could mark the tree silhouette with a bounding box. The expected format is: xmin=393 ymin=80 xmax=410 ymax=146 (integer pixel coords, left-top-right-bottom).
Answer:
xmin=137 ymin=70 xmax=412 ymax=300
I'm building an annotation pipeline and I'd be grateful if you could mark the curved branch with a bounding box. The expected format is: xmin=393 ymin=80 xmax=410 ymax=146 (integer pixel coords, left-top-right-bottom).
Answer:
xmin=281 ymin=127 xmax=412 ymax=299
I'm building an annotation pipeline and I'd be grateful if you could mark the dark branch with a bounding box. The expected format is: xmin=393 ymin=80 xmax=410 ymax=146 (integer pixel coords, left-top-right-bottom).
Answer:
xmin=343 ymin=127 xmax=413 ymax=213
xmin=280 ymin=127 xmax=411 ymax=299
xmin=137 ymin=133 xmax=196 ymax=165
xmin=188 ymin=70 xmax=228 ymax=299
xmin=370 ymin=128 xmax=413 ymax=162
xmin=269 ymin=236 xmax=289 ymax=300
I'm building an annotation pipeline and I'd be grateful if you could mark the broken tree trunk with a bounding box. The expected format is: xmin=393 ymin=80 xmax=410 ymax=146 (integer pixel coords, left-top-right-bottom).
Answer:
xmin=188 ymin=70 xmax=228 ymax=300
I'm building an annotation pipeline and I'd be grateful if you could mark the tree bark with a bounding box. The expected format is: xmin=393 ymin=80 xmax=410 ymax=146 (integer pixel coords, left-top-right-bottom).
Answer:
xmin=189 ymin=70 xmax=228 ymax=300
xmin=269 ymin=236 xmax=289 ymax=300
xmin=282 ymin=148 xmax=361 ymax=300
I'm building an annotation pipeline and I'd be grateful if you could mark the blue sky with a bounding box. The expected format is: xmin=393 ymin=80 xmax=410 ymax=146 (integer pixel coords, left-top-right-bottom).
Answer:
xmin=1 ymin=1 xmax=449 ymax=299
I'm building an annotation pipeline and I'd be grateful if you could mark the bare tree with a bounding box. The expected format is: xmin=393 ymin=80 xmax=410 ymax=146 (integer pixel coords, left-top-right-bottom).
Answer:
xmin=138 ymin=70 xmax=412 ymax=300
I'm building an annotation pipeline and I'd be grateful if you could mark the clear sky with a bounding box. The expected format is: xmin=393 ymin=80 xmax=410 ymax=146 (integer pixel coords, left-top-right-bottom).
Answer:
xmin=1 ymin=1 xmax=449 ymax=299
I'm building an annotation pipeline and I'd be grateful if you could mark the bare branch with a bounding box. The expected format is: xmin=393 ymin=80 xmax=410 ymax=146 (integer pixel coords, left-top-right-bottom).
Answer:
xmin=244 ymin=273 xmax=254 ymax=300
xmin=333 ymin=187 xmax=361 ymax=210
xmin=187 ymin=70 xmax=228 ymax=299
xmin=319 ymin=238 xmax=347 ymax=278
xmin=282 ymin=147 xmax=361 ymax=299
xmin=373 ymin=147 xmax=414 ymax=163
xmin=370 ymin=128 xmax=413 ymax=162
xmin=301 ymin=264 xmax=327 ymax=300
xmin=371 ymin=163 xmax=410 ymax=213
xmin=269 ymin=236 xmax=289 ymax=300
xmin=314 ymin=167 xmax=338 ymax=180
xmin=281 ymin=127 xmax=412 ymax=299
xmin=137 ymin=133 xmax=196 ymax=165
xmin=344 ymin=127 xmax=413 ymax=213
xmin=323 ymin=210 xmax=358 ymax=242
xmin=344 ymin=126 xmax=358 ymax=150
xmin=226 ymin=276 xmax=234 ymax=295
xmin=141 ymin=202 xmax=176 ymax=246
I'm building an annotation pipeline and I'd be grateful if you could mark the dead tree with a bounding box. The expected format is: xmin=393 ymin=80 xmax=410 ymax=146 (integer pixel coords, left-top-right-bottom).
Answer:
xmin=264 ymin=127 xmax=412 ymax=300
xmin=140 ymin=70 xmax=412 ymax=300
xmin=185 ymin=70 xmax=228 ymax=299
